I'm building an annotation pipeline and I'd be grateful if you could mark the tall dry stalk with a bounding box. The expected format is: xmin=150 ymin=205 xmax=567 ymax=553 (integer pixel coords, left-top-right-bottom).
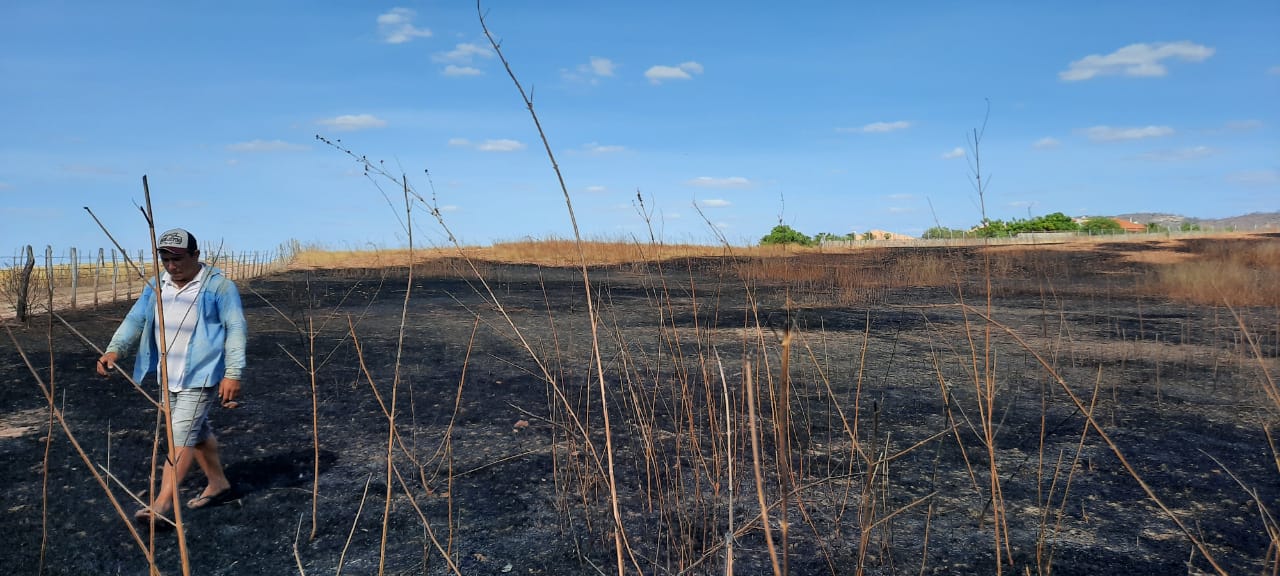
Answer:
xmin=743 ymin=360 xmax=783 ymax=576
xmin=347 ymin=320 xmax=464 ymax=576
xmin=775 ymin=322 xmax=794 ymax=575
xmin=477 ymin=3 xmax=637 ymax=573
xmin=961 ymin=105 xmax=1012 ymax=573
xmin=973 ymin=308 xmax=1228 ymax=575
xmin=378 ymin=177 xmax=415 ymax=575
xmin=5 ymin=325 xmax=160 ymax=568
xmin=143 ymin=178 xmax=192 ymax=575
xmin=39 ymin=241 xmax=55 ymax=574
xmin=308 ymin=316 xmax=319 ymax=540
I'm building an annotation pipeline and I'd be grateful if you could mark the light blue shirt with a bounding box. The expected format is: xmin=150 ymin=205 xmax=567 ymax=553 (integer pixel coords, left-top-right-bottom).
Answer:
xmin=106 ymin=264 xmax=247 ymax=388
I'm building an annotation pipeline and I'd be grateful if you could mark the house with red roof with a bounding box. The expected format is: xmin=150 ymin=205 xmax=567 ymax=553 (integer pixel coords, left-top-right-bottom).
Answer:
xmin=1110 ymin=218 xmax=1147 ymax=233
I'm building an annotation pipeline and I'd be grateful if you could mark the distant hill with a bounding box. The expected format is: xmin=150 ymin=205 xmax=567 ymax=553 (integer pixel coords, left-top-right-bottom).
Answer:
xmin=1113 ymin=211 xmax=1280 ymax=231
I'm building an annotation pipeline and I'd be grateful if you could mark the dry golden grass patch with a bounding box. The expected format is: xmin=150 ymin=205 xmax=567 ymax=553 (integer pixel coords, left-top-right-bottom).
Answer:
xmin=1115 ymin=245 xmax=1198 ymax=265
xmin=290 ymin=240 xmax=824 ymax=270
xmin=286 ymin=233 xmax=1278 ymax=308
xmin=288 ymin=246 xmax=462 ymax=270
xmin=1146 ymin=237 xmax=1280 ymax=307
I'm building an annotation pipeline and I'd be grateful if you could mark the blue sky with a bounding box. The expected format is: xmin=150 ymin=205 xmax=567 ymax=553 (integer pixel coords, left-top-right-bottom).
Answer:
xmin=2 ymin=1 xmax=1278 ymax=256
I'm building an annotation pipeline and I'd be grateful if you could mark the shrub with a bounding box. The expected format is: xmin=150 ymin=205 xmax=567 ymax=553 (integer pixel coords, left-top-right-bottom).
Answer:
xmin=760 ymin=224 xmax=815 ymax=246
xmin=1081 ymin=217 xmax=1124 ymax=234
xmin=921 ymin=226 xmax=969 ymax=239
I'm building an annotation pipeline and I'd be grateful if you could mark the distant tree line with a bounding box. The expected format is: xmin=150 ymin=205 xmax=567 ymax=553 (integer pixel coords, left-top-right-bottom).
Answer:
xmin=923 ymin=212 xmax=1135 ymax=239
xmin=761 ymin=225 xmax=897 ymax=246
xmin=760 ymin=215 xmax=1214 ymax=246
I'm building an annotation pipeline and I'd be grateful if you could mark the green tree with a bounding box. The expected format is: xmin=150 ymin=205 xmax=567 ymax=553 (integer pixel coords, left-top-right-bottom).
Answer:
xmin=1081 ymin=217 xmax=1123 ymax=234
xmin=974 ymin=219 xmax=1011 ymax=237
xmin=1031 ymin=212 xmax=1079 ymax=231
xmin=760 ymin=224 xmax=815 ymax=246
xmin=922 ymin=226 xmax=968 ymax=239
xmin=1179 ymin=222 xmax=1201 ymax=232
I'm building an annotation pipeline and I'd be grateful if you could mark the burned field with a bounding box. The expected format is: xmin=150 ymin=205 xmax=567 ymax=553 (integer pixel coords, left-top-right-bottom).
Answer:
xmin=2 ymin=240 xmax=1278 ymax=575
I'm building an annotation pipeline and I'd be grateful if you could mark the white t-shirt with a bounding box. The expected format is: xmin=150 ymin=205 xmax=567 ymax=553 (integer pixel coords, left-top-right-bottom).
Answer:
xmin=156 ymin=264 xmax=207 ymax=392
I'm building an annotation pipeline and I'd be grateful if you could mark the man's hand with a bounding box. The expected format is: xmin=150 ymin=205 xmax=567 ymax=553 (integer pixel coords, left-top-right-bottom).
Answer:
xmin=96 ymin=352 xmax=119 ymax=377
xmin=219 ymin=378 xmax=241 ymax=408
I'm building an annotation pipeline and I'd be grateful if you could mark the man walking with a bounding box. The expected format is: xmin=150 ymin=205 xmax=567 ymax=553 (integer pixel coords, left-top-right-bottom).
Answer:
xmin=96 ymin=228 xmax=247 ymax=524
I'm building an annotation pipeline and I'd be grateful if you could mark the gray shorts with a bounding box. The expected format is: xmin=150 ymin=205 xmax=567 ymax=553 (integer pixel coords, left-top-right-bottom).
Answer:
xmin=169 ymin=387 xmax=217 ymax=447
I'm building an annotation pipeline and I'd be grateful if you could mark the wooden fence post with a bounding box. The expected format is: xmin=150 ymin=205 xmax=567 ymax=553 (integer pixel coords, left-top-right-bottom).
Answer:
xmin=44 ymin=246 xmax=54 ymax=314
xmin=14 ymin=245 xmax=36 ymax=323
xmin=70 ymin=247 xmax=79 ymax=310
xmin=94 ymin=248 xmax=103 ymax=307
xmin=111 ymin=249 xmax=118 ymax=303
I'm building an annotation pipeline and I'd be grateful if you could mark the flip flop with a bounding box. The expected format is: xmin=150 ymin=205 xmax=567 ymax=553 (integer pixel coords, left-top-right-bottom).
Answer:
xmin=133 ymin=508 xmax=175 ymax=529
xmin=186 ymin=486 xmax=237 ymax=510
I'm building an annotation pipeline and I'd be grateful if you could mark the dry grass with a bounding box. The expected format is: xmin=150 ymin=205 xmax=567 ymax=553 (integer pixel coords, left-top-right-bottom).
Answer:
xmin=1146 ymin=238 xmax=1280 ymax=307
xmin=290 ymin=240 xmax=820 ymax=270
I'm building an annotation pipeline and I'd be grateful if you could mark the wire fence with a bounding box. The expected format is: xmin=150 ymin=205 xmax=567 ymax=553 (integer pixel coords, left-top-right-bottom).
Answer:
xmin=2 ymin=246 xmax=292 ymax=322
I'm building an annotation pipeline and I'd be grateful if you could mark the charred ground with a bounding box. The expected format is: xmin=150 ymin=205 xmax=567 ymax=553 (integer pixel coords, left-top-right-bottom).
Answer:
xmin=2 ymin=240 xmax=1278 ymax=575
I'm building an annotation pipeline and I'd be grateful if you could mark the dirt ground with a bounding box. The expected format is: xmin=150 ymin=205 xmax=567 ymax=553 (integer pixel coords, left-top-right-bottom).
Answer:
xmin=2 ymin=241 xmax=1278 ymax=575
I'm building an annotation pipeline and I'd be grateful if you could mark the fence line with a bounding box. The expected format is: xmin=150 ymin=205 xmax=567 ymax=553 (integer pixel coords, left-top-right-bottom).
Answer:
xmin=2 ymin=246 xmax=291 ymax=321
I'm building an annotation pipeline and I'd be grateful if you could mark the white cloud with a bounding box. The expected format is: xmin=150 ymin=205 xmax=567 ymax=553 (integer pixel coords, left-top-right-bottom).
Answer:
xmin=449 ymin=137 xmax=526 ymax=152
xmin=886 ymin=193 xmax=914 ymax=200
xmin=1269 ymin=66 xmax=1280 ymax=75
xmin=443 ymin=65 xmax=482 ymax=77
xmin=438 ymin=204 xmax=459 ymax=213
xmin=941 ymin=147 xmax=966 ymax=159
xmin=589 ymin=57 xmax=616 ymax=77
xmin=476 ymin=139 xmax=525 ymax=152
xmin=433 ymin=43 xmax=492 ymax=64
xmin=848 ymin=120 xmax=911 ymax=133
xmin=687 ymin=176 xmax=751 ymax=189
xmin=1032 ymin=137 xmax=1060 ymax=149
xmin=1136 ymin=146 xmax=1216 ymax=161
xmin=226 ymin=139 xmax=307 ymax=153
xmin=1084 ymin=125 xmax=1174 ymax=142
xmin=63 ymin=164 xmax=123 ymax=176
xmin=0 ymin=182 xmax=12 ymax=191
xmin=583 ymin=142 xmax=625 ymax=154
xmin=699 ymin=198 xmax=731 ymax=208
xmin=377 ymin=8 xmax=432 ymax=44
xmin=1226 ymin=170 xmax=1279 ymax=186
xmin=887 ymin=206 xmax=915 ymax=214
xmin=1224 ymin=120 xmax=1263 ymax=131
xmin=584 ymin=185 xmax=607 ymax=193
xmin=317 ymin=114 xmax=388 ymax=131
xmin=563 ymin=57 xmax=617 ymax=84
xmin=645 ymin=61 xmax=703 ymax=84
xmin=1059 ymin=41 xmax=1213 ymax=81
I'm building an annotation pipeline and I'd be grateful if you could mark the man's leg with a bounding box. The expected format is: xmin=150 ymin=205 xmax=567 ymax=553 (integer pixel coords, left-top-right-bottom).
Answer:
xmin=146 ymin=387 xmax=219 ymax=515
xmin=190 ymin=434 xmax=231 ymax=500
xmin=150 ymin=446 xmax=199 ymax=515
